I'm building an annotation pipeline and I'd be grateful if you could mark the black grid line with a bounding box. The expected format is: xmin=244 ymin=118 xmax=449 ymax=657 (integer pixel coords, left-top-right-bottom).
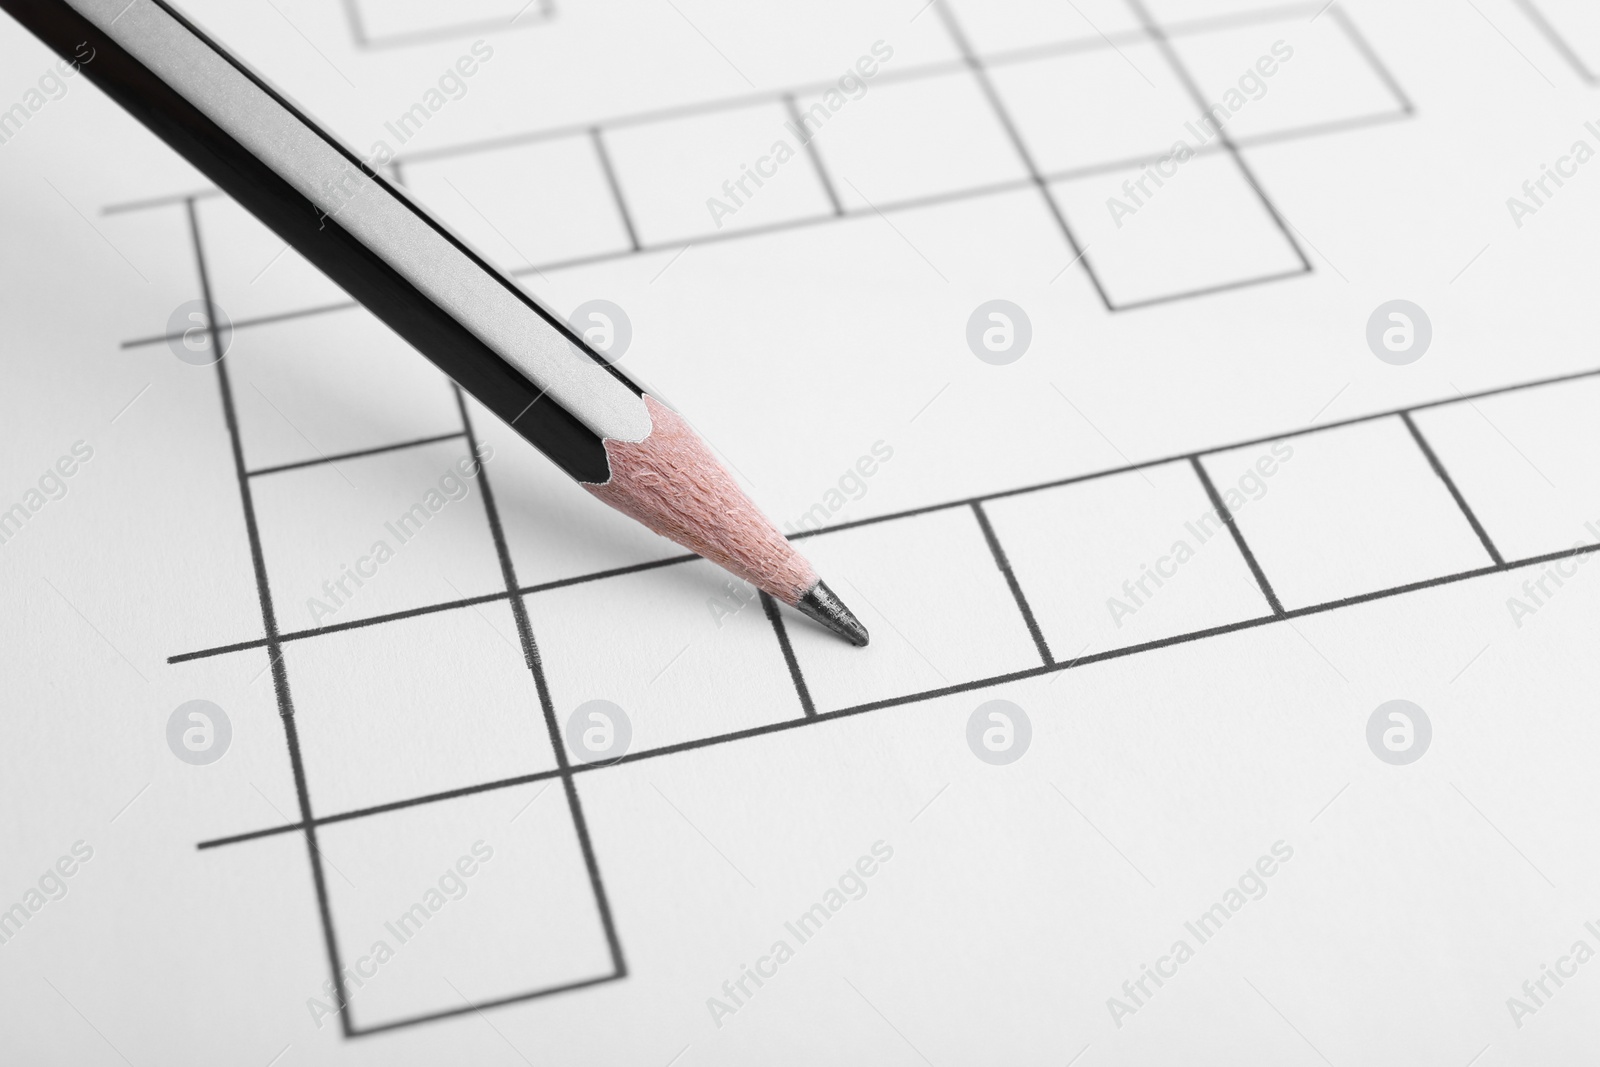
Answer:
xmin=784 ymin=92 xmax=845 ymax=217
xmin=196 ymin=537 xmax=1600 ymax=854
xmin=971 ymin=500 xmax=1053 ymax=666
xmin=169 ymin=553 xmax=698 ymax=663
xmin=1327 ymin=5 xmax=1416 ymax=113
xmin=102 ymin=186 xmax=220 ymax=215
xmin=1110 ymin=266 xmax=1310 ymax=313
xmin=187 ymin=197 xmax=355 ymax=1037
xmin=355 ymin=972 xmax=617 ymax=1036
xmin=248 ymin=430 xmax=465 ymax=477
xmin=1191 ymin=454 xmax=1285 ymax=615
xmin=1400 ymin=410 xmax=1505 ymax=566
xmin=590 ymin=127 xmax=641 ymax=252
xmin=761 ymin=592 xmax=817 ymax=717
xmin=1510 ymin=0 xmax=1596 ymax=84
xmin=341 ymin=0 xmax=554 ymax=51
xmin=200 ymin=764 xmax=569 ymax=849
xmin=168 ymin=364 xmax=1600 ymax=667
xmin=121 ymin=297 xmax=365 ymax=349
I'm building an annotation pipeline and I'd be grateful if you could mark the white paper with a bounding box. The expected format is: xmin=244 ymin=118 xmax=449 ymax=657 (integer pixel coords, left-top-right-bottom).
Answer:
xmin=4 ymin=0 xmax=1600 ymax=1062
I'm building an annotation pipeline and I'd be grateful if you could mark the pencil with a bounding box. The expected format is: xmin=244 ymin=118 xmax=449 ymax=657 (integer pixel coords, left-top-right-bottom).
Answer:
xmin=4 ymin=0 xmax=870 ymax=646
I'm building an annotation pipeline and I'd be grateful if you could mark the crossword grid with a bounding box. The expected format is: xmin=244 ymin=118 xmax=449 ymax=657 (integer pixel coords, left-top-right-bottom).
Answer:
xmin=103 ymin=0 xmax=1456 ymax=1035
xmin=109 ymin=0 xmax=1411 ymax=346
xmin=339 ymin=0 xmax=555 ymax=51
xmin=164 ymin=159 xmax=1600 ymax=1027
xmin=181 ymin=197 xmax=625 ymax=1035
xmin=364 ymin=0 xmax=1410 ymax=310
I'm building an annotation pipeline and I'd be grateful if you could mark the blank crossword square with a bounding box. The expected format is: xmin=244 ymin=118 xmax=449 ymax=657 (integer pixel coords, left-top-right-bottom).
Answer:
xmin=801 ymin=70 xmax=1028 ymax=210
xmin=196 ymin=196 xmax=349 ymax=325
xmin=525 ymin=558 xmax=808 ymax=755
xmin=1411 ymin=379 xmax=1600 ymax=561
xmin=286 ymin=607 xmax=560 ymax=816
xmin=1210 ymin=417 xmax=1498 ymax=611
xmin=252 ymin=438 xmax=506 ymax=632
xmin=403 ymin=135 xmax=635 ymax=273
xmin=1170 ymin=13 xmax=1405 ymax=142
xmin=226 ymin=310 xmax=464 ymax=474
xmin=987 ymin=40 xmax=1199 ymax=175
xmin=786 ymin=508 xmax=1044 ymax=713
xmin=1048 ymin=152 xmax=1304 ymax=308
xmin=602 ymin=101 xmax=835 ymax=246
xmin=982 ymin=462 xmax=1273 ymax=661
xmin=317 ymin=785 xmax=611 ymax=1032
xmin=945 ymin=0 xmax=1142 ymax=54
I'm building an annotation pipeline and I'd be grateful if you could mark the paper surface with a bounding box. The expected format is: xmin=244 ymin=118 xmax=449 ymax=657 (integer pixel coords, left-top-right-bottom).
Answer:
xmin=4 ymin=0 xmax=1600 ymax=1062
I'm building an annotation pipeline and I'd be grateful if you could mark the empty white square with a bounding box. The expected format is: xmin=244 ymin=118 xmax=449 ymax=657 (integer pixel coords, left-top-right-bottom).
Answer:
xmin=1048 ymin=151 xmax=1305 ymax=308
xmin=787 ymin=507 xmax=1043 ymax=713
xmin=801 ymin=70 xmax=1028 ymax=209
xmin=1212 ymin=417 xmax=1499 ymax=610
xmin=318 ymin=784 xmax=612 ymax=1032
xmin=252 ymin=438 xmax=507 ymax=633
xmin=1411 ymin=378 xmax=1600 ymax=561
xmin=525 ymin=558 xmax=808 ymax=754
xmin=287 ymin=606 xmax=559 ymax=816
xmin=982 ymin=461 xmax=1274 ymax=660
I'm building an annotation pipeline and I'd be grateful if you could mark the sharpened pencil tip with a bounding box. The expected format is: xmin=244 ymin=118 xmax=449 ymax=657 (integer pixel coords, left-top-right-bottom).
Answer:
xmin=795 ymin=580 xmax=869 ymax=647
